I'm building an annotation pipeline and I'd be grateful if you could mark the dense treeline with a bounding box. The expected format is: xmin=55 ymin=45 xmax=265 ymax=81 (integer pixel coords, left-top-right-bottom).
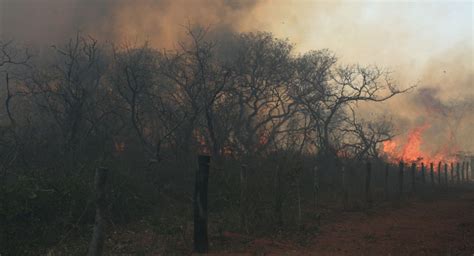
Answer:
xmin=0 ymin=28 xmax=409 ymax=254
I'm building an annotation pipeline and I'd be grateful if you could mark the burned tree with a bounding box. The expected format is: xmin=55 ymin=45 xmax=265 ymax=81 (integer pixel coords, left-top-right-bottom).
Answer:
xmin=290 ymin=51 xmax=412 ymax=189
xmin=228 ymin=32 xmax=297 ymax=156
xmin=110 ymin=43 xmax=185 ymax=162
xmin=25 ymin=35 xmax=108 ymax=165
xmin=160 ymin=26 xmax=233 ymax=161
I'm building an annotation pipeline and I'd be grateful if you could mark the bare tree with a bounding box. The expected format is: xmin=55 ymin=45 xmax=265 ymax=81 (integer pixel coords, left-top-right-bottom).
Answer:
xmin=0 ymin=40 xmax=31 ymax=71
xmin=110 ymin=42 xmax=186 ymax=162
xmin=25 ymin=34 xmax=108 ymax=165
xmin=160 ymin=26 xmax=232 ymax=160
xmin=339 ymin=109 xmax=395 ymax=160
xmin=226 ymin=32 xmax=297 ymax=157
xmin=0 ymin=40 xmax=32 ymax=171
xmin=292 ymin=51 xmax=412 ymax=163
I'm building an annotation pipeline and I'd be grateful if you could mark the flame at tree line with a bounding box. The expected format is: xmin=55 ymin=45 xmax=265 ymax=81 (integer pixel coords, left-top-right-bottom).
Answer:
xmin=381 ymin=122 xmax=459 ymax=165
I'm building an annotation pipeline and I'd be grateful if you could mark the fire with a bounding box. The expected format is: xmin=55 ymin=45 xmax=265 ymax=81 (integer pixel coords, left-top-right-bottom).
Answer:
xmin=193 ymin=129 xmax=210 ymax=155
xmin=381 ymin=123 xmax=458 ymax=165
xmin=114 ymin=141 xmax=125 ymax=153
xmin=399 ymin=123 xmax=429 ymax=162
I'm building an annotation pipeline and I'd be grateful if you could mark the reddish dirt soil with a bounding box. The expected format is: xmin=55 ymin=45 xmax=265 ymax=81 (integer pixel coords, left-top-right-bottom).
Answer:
xmin=53 ymin=188 xmax=474 ymax=255
xmin=215 ymin=189 xmax=474 ymax=256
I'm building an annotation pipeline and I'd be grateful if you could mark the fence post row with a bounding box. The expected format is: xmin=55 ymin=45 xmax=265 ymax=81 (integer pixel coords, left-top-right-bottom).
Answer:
xmin=194 ymin=156 xmax=471 ymax=255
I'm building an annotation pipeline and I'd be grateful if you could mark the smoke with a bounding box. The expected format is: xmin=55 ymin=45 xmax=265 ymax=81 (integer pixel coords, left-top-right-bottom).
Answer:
xmin=1 ymin=0 xmax=472 ymax=153
xmin=0 ymin=0 xmax=258 ymax=48
xmin=412 ymin=41 xmax=473 ymax=154
xmin=375 ymin=43 xmax=474 ymax=156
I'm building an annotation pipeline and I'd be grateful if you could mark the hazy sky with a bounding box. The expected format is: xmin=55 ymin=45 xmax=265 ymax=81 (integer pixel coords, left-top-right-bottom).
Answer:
xmin=2 ymin=0 xmax=470 ymax=83
xmin=240 ymin=0 xmax=473 ymax=82
xmin=1 ymin=0 xmax=473 ymax=151
xmin=253 ymin=1 xmax=472 ymax=54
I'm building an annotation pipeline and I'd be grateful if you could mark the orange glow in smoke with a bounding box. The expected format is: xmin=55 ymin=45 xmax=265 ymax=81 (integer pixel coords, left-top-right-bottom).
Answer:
xmin=382 ymin=123 xmax=458 ymax=165
xmin=193 ymin=129 xmax=210 ymax=155
xmin=114 ymin=141 xmax=125 ymax=153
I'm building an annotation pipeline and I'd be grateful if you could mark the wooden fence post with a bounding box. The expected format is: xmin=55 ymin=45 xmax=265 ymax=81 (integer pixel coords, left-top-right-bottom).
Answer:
xmin=398 ymin=161 xmax=404 ymax=199
xmin=239 ymin=164 xmax=248 ymax=231
xmin=438 ymin=162 xmax=442 ymax=185
xmin=365 ymin=162 xmax=372 ymax=207
xmin=467 ymin=162 xmax=470 ymax=182
xmin=411 ymin=163 xmax=416 ymax=193
xmin=430 ymin=163 xmax=434 ymax=186
xmin=313 ymin=165 xmax=319 ymax=208
xmin=87 ymin=167 xmax=108 ymax=256
xmin=384 ymin=163 xmax=389 ymax=200
xmin=342 ymin=165 xmax=349 ymax=209
xmin=194 ymin=155 xmax=210 ymax=253
xmin=456 ymin=162 xmax=461 ymax=184
xmin=450 ymin=163 xmax=454 ymax=184
xmin=421 ymin=162 xmax=426 ymax=184
xmin=444 ymin=163 xmax=448 ymax=185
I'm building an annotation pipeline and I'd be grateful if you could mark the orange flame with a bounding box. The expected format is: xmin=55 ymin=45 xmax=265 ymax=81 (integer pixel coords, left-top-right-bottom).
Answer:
xmin=114 ymin=141 xmax=125 ymax=153
xmin=382 ymin=123 xmax=458 ymax=165
xmin=193 ymin=129 xmax=210 ymax=155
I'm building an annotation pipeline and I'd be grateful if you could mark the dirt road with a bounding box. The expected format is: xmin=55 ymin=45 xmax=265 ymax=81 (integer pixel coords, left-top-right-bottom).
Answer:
xmin=56 ymin=188 xmax=474 ymax=255
xmin=301 ymin=191 xmax=474 ymax=255
xmin=220 ymin=188 xmax=474 ymax=256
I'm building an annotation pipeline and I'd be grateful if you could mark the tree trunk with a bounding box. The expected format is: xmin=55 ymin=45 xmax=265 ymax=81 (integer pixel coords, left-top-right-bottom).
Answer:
xmin=411 ymin=163 xmax=416 ymax=193
xmin=87 ymin=168 xmax=108 ymax=256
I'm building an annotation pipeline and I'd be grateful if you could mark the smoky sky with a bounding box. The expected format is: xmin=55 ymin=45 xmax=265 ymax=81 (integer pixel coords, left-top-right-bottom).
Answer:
xmin=1 ymin=0 xmax=473 ymax=153
xmin=0 ymin=0 xmax=259 ymax=48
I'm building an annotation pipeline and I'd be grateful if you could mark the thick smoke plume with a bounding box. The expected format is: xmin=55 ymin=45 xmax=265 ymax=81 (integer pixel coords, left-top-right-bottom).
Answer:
xmin=1 ymin=0 xmax=472 ymax=154
xmin=0 ymin=0 xmax=258 ymax=49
